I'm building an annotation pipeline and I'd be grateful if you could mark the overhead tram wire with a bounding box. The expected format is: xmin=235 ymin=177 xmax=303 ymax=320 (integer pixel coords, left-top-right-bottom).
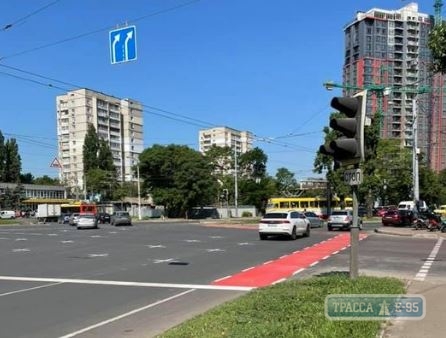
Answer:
xmin=0 ymin=0 xmax=201 ymax=61
xmin=0 ymin=63 xmax=314 ymax=153
xmin=2 ymin=0 xmax=63 ymax=31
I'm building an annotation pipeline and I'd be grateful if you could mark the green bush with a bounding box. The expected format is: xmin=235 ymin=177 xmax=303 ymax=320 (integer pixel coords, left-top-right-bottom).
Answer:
xmin=241 ymin=211 xmax=252 ymax=217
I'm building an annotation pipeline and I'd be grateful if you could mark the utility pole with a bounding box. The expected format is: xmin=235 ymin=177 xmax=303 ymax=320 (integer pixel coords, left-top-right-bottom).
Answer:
xmin=413 ymin=99 xmax=419 ymax=203
xmin=234 ymin=146 xmax=238 ymax=218
xmin=137 ymin=163 xmax=142 ymax=220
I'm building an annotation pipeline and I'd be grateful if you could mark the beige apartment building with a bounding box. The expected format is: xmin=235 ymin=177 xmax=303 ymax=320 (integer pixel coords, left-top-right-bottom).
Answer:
xmin=199 ymin=126 xmax=253 ymax=156
xmin=56 ymin=88 xmax=144 ymax=192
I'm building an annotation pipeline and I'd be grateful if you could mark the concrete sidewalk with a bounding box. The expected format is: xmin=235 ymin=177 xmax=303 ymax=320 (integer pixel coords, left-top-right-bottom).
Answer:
xmin=374 ymin=226 xmax=446 ymax=337
xmin=375 ymin=226 xmax=446 ymax=239
xmin=381 ymin=280 xmax=446 ymax=338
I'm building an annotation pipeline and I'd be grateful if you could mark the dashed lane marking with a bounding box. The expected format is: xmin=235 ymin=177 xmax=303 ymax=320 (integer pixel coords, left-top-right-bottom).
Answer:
xmin=414 ymin=238 xmax=443 ymax=281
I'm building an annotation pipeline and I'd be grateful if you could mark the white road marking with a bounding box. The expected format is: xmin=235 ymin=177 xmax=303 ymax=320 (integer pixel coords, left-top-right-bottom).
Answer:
xmin=58 ymin=289 xmax=197 ymax=338
xmin=185 ymin=239 xmax=201 ymax=243
xmin=146 ymin=245 xmax=166 ymax=248
xmin=414 ymin=238 xmax=443 ymax=282
xmin=293 ymin=268 xmax=305 ymax=276
xmin=88 ymin=253 xmax=109 ymax=258
xmin=206 ymin=248 xmax=225 ymax=252
xmin=15 ymin=238 xmax=27 ymax=241
xmin=0 ymin=282 xmax=63 ymax=297
xmin=309 ymin=261 xmax=319 ymax=267
xmin=237 ymin=242 xmax=253 ymax=246
xmin=242 ymin=267 xmax=255 ymax=272
xmin=210 ymin=236 xmax=223 ymax=239
xmin=213 ymin=275 xmax=232 ymax=282
xmin=0 ymin=276 xmax=253 ymax=291
xmin=153 ymin=258 xmax=174 ymax=264
xmin=272 ymin=278 xmax=286 ymax=285
xmin=12 ymin=248 xmax=30 ymax=252
xmin=108 ymin=231 xmax=118 ymax=234
xmin=48 ymin=234 xmax=58 ymax=236
xmin=90 ymin=235 xmax=102 ymax=238
xmin=0 ymin=237 xmax=8 ymax=240
xmin=61 ymin=240 xmax=74 ymax=244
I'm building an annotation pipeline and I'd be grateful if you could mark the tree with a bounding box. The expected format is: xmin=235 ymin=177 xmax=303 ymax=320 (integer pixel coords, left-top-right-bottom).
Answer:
xmin=3 ymin=138 xmax=21 ymax=183
xmin=139 ymin=144 xmax=218 ymax=217
xmin=83 ymin=123 xmax=100 ymax=173
xmin=275 ymin=168 xmax=299 ymax=196
xmin=82 ymin=124 xmax=117 ymax=200
xmin=33 ymin=175 xmax=60 ymax=185
xmin=0 ymin=131 xmax=5 ymax=182
xmin=238 ymin=147 xmax=267 ymax=180
xmin=20 ymin=172 xmax=34 ymax=184
xmin=428 ymin=22 xmax=446 ymax=73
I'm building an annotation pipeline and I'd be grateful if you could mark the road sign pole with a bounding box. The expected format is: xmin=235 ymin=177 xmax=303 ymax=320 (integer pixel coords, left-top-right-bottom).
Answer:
xmin=350 ymin=183 xmax=359 ymax=279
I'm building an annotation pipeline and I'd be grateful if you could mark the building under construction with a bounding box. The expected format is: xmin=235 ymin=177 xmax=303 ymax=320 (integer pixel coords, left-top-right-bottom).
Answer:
xmin=342 ymin=2 xmax=446 ymax=172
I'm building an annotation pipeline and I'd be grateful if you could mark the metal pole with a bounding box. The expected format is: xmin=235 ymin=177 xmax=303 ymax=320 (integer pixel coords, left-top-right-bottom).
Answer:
xmin=234 ymin=146 xmax=238 ymax=218
xmin=350 ymin=184 xmax=359 ymax=279
xmin=413 ymin=99 xmax=419 ymax=203
xmin=137 ymin=164 xmax=142 ymax=220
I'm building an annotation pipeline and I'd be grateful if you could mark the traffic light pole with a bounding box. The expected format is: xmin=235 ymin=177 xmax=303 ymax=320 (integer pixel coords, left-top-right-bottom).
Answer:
xmin=350 ymin=182 xmax=359 ymax=279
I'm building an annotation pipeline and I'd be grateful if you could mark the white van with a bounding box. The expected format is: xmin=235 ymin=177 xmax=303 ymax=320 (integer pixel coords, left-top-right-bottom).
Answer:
xmin=0 ymin=210 xmax=16 ymax=219
xmin=398 ymin=200 xmax=427 ymax=212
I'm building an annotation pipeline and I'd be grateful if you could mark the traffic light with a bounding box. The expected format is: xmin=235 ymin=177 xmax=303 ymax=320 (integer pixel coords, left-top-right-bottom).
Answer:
xmin=319 ymin=90 xmax=367 ymax=166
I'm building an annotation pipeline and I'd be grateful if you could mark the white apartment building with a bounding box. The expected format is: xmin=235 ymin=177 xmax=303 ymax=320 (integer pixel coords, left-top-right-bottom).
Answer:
xmin=199 ymin=126 xmax=253 ymax=156
xmin=56 ymin=88 xmax=144 ymax=191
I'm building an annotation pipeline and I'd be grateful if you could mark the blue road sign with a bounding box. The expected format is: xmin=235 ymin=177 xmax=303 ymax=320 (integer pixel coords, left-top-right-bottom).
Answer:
xmin=109 ymin=26 xmax=137 ymax=64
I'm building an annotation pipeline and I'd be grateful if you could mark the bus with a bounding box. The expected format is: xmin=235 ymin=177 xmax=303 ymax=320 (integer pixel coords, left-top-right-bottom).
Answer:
xmin=266 ymin=197 xmax=353 ymax=218
xmin=60 ymin=201 xmax=97 ymax=216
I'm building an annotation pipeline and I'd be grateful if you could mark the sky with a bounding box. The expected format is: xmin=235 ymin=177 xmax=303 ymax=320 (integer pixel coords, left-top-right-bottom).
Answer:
xmin=0 ymin=0 xmax=440 ymax=181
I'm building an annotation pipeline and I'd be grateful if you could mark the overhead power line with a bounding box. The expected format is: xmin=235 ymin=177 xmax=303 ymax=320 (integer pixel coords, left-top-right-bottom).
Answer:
xmin=2 ymin=0 xmax=63 ymax=31
xmin=0 ymin=0 xmax=201 ymax=60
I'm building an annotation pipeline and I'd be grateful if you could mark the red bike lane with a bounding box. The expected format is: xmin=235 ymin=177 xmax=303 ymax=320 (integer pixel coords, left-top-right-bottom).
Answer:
xmin=212 ymin=233 xmax=368 ymax=288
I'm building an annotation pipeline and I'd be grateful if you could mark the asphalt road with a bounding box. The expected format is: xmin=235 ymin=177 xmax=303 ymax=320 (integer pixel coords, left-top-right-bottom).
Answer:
xmin=0 ymin=221 xmax=333 ymax=338
xmin=0 ymin=220 xmax=443 ymax=338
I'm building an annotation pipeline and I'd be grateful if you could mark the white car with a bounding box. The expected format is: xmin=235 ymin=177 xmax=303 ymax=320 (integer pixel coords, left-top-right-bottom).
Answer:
xmin=304 ymin=211 xmax=324 ymax=228
xmin=76 ymin=215 xmax=98 ymax=229
xmin=259 ymin=211 xmax=310 ymax=240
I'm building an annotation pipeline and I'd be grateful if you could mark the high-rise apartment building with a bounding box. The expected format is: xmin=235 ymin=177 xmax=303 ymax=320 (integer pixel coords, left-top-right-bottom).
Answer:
xmin=199 ymin=126 xmax=253 ymax=156
xmin=343 ymin=3 xmax=446 ymax=171
xmin=56 ymin=88 xmax=144 ymax=192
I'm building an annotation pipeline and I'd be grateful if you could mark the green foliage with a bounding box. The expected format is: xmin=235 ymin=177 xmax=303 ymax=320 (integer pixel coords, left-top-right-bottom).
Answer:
xmin=139 ymin=144 xmax=218 ymax=217
xmin=241 ymin=211 xmax=252 ymax=217
xmin=82 ymin=123 xmax=100 ymax=173
xmin=33 ymin=175 xmax=60 ymax=185
xmin=238 ymin=147 xmax=268 ymax=179
xmin=428 ymin=22 xmax=446 ymax=74
xmin=160 ymin=274 xmax=405 ymax=338
xmin=1 ymin=138 xmax=22 ymax=183
xmin=275 ymin=167 xmax=299 ymax=196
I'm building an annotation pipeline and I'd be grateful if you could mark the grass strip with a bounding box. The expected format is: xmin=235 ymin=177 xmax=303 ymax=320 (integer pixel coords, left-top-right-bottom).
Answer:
xmin=159 ymin=273 xmax=405 ymax=338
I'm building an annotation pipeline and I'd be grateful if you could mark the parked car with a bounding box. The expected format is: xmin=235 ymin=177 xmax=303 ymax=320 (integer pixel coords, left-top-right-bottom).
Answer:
xmin=96 ymin=212 xmax=111 ymax=224
xmin=258 ymin=210 xmax=310 ymax=240
xmin=303 ymin=211 xmax=323 ymax=228
xmin=382 ymin=209 xmax=416 ymax=227
xmin=69 ymin=213 xmax=80 ymax=226
xmin=76 ymin=214 xmax=98 ymax=229
xmin=110 ymin=211 xmax=132 ymax=226
xmin=327 ymin=210 xmax=362 ymax=231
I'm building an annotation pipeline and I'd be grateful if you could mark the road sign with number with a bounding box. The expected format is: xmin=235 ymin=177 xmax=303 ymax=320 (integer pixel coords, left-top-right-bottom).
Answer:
xmin=109 ymin=26 xmax=137 ymax=64
xmin=344 ymin=168 xmax=362 ymax=185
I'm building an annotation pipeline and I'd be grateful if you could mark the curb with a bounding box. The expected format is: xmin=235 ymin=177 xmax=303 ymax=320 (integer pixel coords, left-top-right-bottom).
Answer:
xmin=374 ymin=228 xmax=446 ymax=239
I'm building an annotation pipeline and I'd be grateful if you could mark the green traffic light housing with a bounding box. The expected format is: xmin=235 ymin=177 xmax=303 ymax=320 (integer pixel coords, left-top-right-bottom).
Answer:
xmin=320 ymin=90 xmax=367 ymax=166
